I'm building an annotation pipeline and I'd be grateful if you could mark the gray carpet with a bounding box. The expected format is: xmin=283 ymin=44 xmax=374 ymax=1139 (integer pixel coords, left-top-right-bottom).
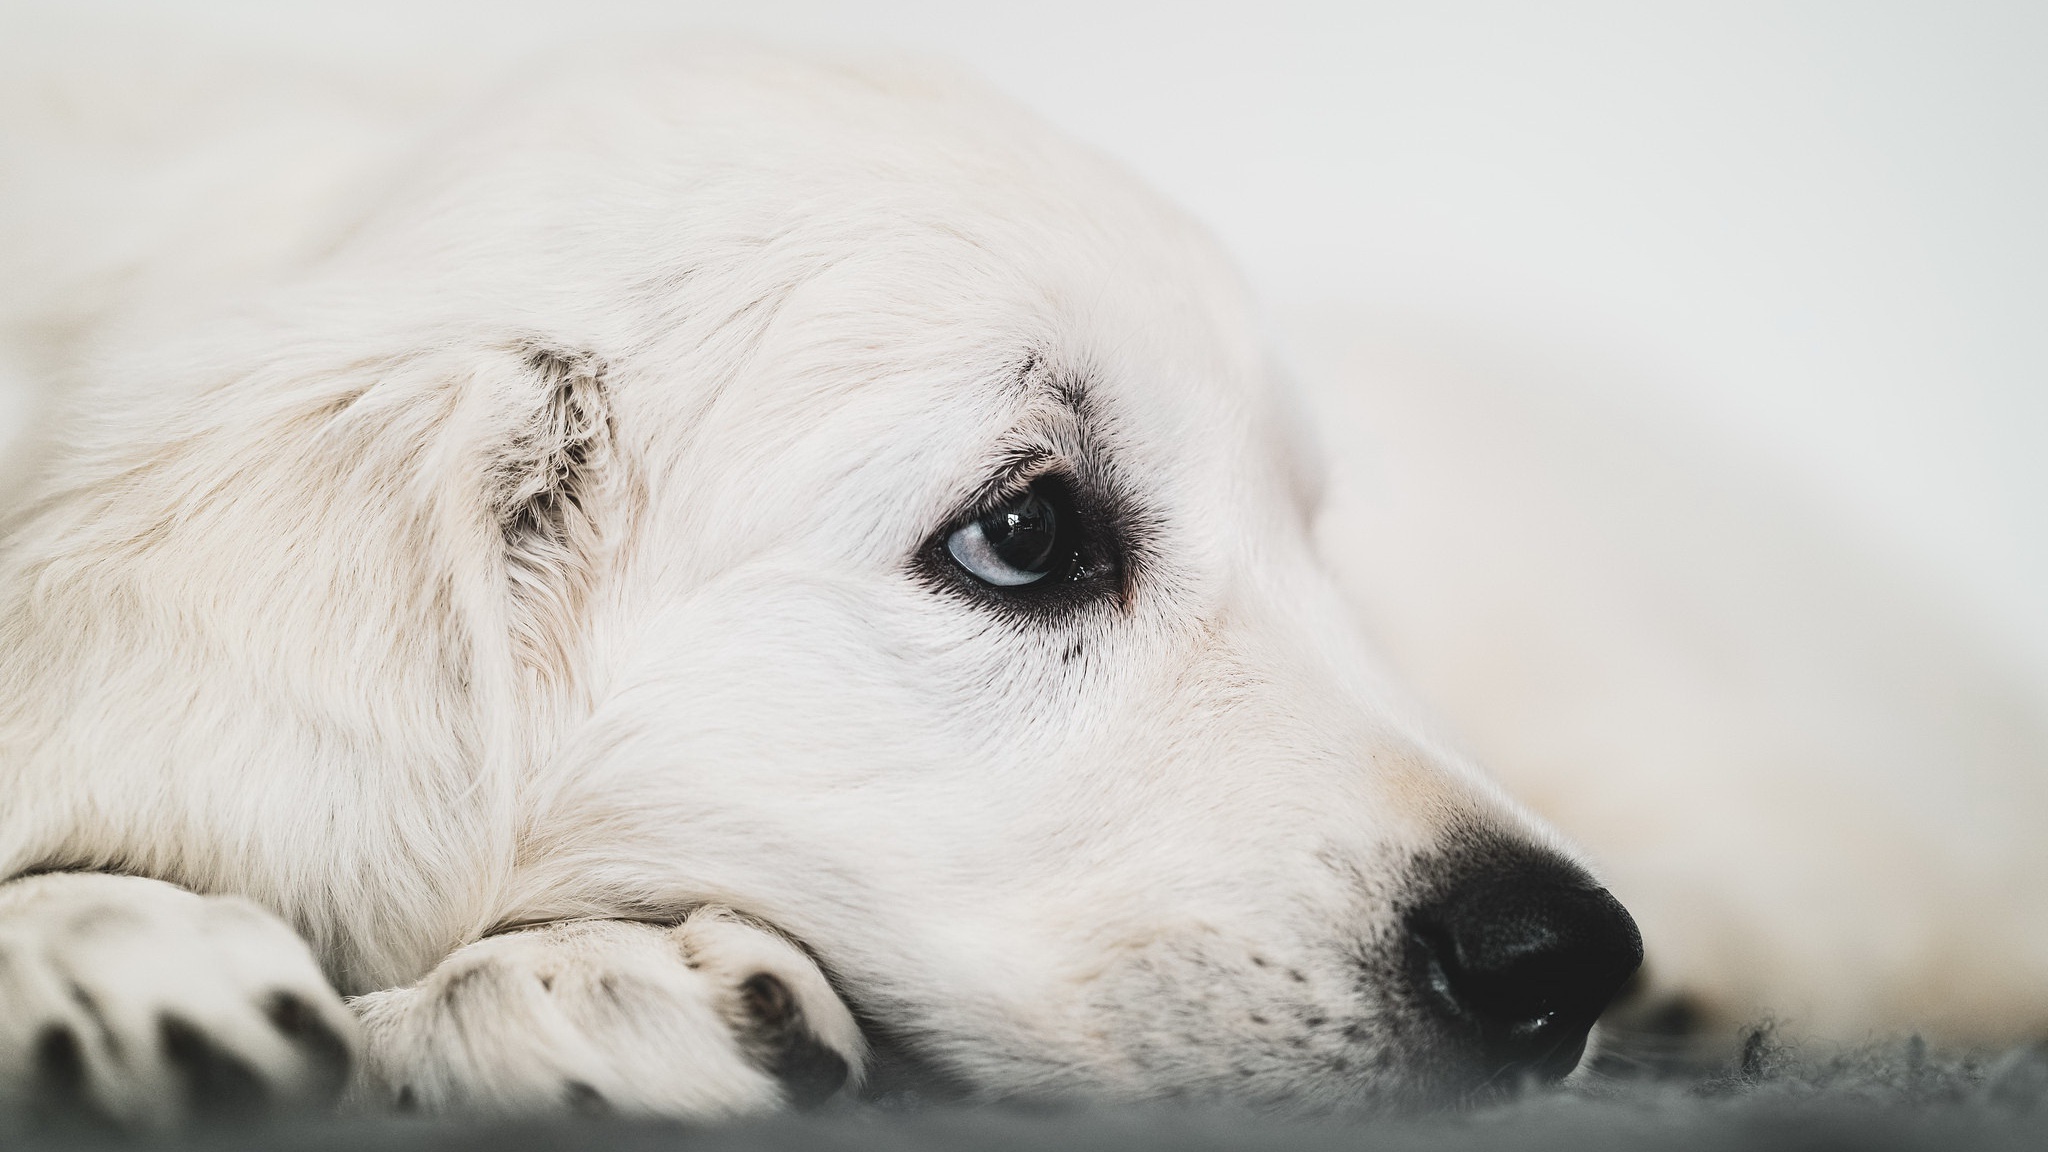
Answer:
xmin=19 ymin=1029 xmax=2048 ymax=1151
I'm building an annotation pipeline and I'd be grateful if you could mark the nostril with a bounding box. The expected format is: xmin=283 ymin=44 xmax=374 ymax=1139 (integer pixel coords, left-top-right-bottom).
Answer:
xmin=1405 ymin=858 xmax=1643 ymax=1083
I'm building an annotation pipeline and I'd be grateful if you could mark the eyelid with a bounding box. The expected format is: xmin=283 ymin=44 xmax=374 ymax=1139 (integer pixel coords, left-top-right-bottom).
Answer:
xmin=961 ymin=451 xmax=1066 ymax=522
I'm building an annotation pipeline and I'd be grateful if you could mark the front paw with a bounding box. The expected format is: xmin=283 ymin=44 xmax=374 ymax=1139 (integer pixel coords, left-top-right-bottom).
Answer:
xmin=349 ymin=908 xmax=864 ymax=1118
xmin=0 ymin=873 xmax=357 ymax=1132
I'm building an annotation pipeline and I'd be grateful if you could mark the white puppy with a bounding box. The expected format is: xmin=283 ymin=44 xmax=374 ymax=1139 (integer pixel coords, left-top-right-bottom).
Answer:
xmin=0 ymin=41 xmax=1650 ymax=1126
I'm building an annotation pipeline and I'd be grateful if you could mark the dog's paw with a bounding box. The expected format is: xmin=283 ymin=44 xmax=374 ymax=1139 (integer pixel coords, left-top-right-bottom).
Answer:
xmin=349 ymin=908 xmax=864 ymax=1118
xmin=0 ymin=872 xmax=357 ymax=1131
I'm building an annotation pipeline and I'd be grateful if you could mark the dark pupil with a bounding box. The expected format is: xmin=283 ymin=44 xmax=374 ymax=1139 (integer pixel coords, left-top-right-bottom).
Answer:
xmin=982 ymin=492 xmax=1060 ymax=574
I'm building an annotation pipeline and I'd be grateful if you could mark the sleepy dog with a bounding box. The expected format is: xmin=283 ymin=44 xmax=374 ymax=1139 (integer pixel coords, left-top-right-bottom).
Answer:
xmin=0 ymin=43 xmax=1641 ymax=1126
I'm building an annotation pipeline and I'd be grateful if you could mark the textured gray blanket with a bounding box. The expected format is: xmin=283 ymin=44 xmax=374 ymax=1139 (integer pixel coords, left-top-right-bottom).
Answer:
xmin=19 ymin=1029 xmax=2048 ymax=1151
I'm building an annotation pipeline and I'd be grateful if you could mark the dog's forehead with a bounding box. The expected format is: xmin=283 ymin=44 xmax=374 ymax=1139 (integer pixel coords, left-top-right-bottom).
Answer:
xmin=577 ymin=52 xmax=1294 ymax=494
xmin=691 ymin=231 xmax=1290 ymax=551
xmin=407 ymin=47 xmax=1303 ymax=538
xmin=397 ymin=44 xmax=1276 ymax=422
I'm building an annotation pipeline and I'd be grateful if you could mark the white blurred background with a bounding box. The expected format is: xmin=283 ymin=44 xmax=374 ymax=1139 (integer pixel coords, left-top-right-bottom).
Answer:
xmin=4 ymin=0 xmax=2046 ymax=1037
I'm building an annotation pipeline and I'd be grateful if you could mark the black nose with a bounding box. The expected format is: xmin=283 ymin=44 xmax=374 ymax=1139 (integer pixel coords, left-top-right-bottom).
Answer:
xmin=1404 ymin=853 xmax=1642 ymax=1083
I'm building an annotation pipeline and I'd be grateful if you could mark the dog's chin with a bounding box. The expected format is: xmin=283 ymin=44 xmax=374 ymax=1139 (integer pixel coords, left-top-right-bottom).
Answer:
xmin=845 ymin=999 xmax=1589 ymax=1116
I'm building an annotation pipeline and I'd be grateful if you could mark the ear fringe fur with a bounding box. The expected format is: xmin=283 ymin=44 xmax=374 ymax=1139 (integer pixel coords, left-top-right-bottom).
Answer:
xmin=487 ymin=345 xmax=617 ymax=677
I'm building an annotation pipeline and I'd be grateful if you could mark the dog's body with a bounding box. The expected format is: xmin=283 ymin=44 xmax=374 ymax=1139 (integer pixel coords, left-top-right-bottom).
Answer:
xmin=0 ymin=31 xmax=2040 ymax=1128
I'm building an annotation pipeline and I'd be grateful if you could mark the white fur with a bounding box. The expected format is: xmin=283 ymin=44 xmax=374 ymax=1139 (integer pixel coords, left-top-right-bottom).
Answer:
xmin=0 ymin=873 xmax=355 ymax=1128
xmin=0 ymin=40 xmax=1568 ymax=1119
xmin=5 ymin=26 xmax=2042 ymax=1127
xmin=350 ymin=909 xmax=864 ymax=1116
xmin=1286 ymin=315 xmax=2048 ymax=1044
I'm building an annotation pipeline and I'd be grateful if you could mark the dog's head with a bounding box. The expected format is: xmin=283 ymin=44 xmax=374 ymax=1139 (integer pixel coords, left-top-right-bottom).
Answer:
xmin=469 ymin=47 xmax=1641 ymax=1108
xmin=64 ymin=44 xmax=1639 ymax=1108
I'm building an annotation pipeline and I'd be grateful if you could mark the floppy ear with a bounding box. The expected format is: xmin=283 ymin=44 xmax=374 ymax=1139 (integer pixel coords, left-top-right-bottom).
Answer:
xmin=483 ymin=345 xmax=621 ymax=675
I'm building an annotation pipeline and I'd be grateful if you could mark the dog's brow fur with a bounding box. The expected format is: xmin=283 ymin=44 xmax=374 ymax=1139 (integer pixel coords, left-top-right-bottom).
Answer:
xmin=1013 ymin=356 xmax=1104 ymax=456
xmin=962 ymin=357 xmax=1102 ymax=491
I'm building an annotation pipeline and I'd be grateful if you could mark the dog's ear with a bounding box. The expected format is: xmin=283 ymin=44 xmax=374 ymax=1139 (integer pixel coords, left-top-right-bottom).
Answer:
xmin=485 ymin=345 xmax=621 ymax=675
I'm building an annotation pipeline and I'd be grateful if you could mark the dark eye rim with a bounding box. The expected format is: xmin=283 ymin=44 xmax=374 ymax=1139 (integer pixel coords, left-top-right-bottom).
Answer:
xmin=916 ymin=467 xmax=1128 ymax=618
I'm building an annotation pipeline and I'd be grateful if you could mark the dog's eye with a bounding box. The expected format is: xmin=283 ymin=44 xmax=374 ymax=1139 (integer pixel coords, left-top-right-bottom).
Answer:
xmin=922 ymin=470 xmax=1123 ymax=612
xmin=946 ymin=487 xmax=1066 ymax=587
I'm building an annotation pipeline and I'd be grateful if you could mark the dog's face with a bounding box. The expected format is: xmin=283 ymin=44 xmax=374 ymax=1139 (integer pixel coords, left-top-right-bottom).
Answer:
xmin=301 ymin=47 xmax=1641 ymax=1106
